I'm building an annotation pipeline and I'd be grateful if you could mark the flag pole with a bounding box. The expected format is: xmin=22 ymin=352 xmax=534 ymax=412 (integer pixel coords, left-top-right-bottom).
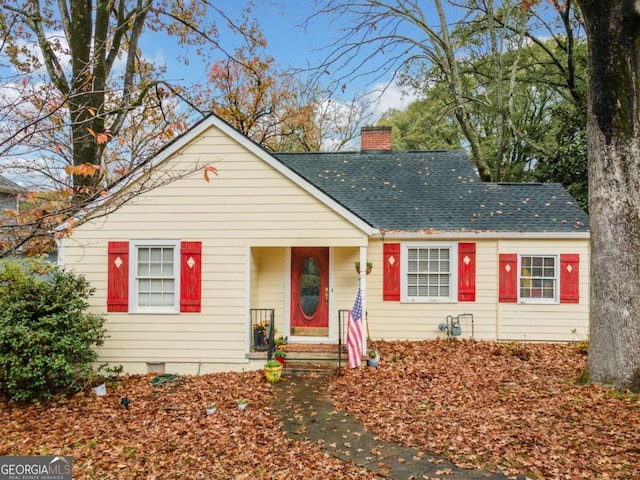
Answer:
xmin=359 ymin=247 xmax=368 ymax=355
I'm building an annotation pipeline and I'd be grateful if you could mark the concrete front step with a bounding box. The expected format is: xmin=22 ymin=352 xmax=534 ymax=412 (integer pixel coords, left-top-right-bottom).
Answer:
xmin=283 ymin=350 xmax=348 ymax=375
xmin=283 ymin=362 xmax=337 ymax=376
xmin=251 ymin=343 xmax=349 ymax=375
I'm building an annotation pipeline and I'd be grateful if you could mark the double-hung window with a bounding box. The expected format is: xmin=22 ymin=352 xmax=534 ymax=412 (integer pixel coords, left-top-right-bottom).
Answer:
xmin=130 ymin=240 xmax=180 ymax=313
xmin=519 ymin=255 xmax=557 ymax=303
xmin=401 ymin=243 xmax=457 ymax=302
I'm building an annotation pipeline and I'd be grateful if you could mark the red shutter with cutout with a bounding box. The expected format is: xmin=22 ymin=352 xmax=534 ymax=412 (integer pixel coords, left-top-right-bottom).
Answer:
xmin=383 ymin=243 xmax=401 ymax=301
xmin=180 ymin=241 xmax=202 ymax=312
xmin=560 ymin=253 xmax=580 ymax=303
xmin=458 ymin=242 xmax=476 ymax=301
xmin=499 ymin=253 xmax=517 ymax=303
xmin=107 ymin=241 xmax=129 ymax=312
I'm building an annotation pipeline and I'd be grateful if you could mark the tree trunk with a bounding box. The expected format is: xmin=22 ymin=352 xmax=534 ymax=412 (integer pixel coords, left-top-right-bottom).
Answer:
xmin=578 ymin=0 xmax=640 ymax=392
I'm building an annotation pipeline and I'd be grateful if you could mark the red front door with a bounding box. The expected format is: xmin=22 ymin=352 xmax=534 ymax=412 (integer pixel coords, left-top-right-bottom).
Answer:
xmin=290 ymin=247 xmax=329 ymax=337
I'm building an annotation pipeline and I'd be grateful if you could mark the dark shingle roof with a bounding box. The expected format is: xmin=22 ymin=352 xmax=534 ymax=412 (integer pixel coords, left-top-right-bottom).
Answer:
xmin=275 ymin=150 xmax=589 ymax=233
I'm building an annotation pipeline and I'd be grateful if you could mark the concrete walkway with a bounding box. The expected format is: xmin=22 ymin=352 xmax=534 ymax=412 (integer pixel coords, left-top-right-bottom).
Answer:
xmin=273 ymin=374 xmax=526 ymax=480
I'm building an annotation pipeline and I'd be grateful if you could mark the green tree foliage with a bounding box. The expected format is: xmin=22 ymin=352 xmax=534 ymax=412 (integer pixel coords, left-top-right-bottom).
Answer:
xmin=314 ymin=0 xmax=586 ymax=186
xmin=381 ymin=31 xmax=588 ymax=195
xmin=0 ymin=258 xmax=107 ymax=402
xmin=379 ymin=96 xmax=462 ymax=151
xmin=534 ymin=105 xmax=588 ymax=211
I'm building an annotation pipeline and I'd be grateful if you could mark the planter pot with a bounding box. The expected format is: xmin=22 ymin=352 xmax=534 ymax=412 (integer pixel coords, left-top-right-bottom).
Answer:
xmin=355 ymin=264 xmax=373 ymax=275
xmin=91 ymin=383 xmax=107 ymax=396
xmin=264 ymin=364 xmax=283 ymax=383
xmin=237 ymin=402 xmax=248 ymax=410
xmin=367 ymin=350 xmax=380 ymax=367
xmin=206 ymin=407 xmax=217 ymax=415
xmin=253 ymin=329 xmax=265 ymax=349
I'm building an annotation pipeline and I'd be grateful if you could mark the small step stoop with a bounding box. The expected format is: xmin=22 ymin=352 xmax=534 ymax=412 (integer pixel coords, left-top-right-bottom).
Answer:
xmin=281 ymin=344 xmax=347 ymax=376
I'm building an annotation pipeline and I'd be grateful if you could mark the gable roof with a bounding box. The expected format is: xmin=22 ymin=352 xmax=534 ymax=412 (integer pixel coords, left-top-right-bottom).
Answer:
xmin=73 ymin=113 xmax=587 ymax=238
xmin=275 ymin=150 xmax=589 ymax=234
xmin=0 ymin=175 xmax=25 ymax=195
xmin=67 ymin=114 xmax=377 ymax=236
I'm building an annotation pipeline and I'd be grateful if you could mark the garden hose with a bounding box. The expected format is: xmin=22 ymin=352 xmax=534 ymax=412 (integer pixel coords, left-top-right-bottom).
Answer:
xmin=150 ymin=373 xmax=179 ymax=387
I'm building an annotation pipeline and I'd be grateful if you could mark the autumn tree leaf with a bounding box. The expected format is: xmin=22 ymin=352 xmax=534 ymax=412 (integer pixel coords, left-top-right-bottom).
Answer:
xmin=203 ymin=166 xmax=219 ymax=183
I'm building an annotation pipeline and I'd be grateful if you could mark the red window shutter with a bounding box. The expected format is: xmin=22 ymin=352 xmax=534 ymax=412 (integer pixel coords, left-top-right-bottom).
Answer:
xmin=560 ymin=254 xmax=580 ymax=303
xmin=383 ymin=243 xmax=401 ymax=301
xmin=499 ymin=253 xmax=517 ymax=303
xmin=180 ymin=241 xmax=202 ymax=312
xmin=458 ymin=242 xmax=476 ymax=301
xmin=107 ymin=241 xmax=129 ymax=312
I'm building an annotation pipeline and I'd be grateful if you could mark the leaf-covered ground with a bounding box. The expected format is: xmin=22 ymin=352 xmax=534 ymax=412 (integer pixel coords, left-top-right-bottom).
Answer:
xmin=331 ymin=340 xmax=640 ymax=479
xmin=1 ymin=341 xmax=638 ymax=479
xmin=0 ymin=371 xmax=376 ymax=479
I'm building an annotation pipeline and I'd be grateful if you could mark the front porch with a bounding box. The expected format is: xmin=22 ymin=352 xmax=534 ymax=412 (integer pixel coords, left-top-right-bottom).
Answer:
xmin=248 ymin=245 xmax=370 ymax=346
xmin=248 ymin=308 xmax=354 ymax=373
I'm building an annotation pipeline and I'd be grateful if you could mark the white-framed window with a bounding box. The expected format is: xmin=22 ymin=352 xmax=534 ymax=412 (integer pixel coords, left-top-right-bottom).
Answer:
xmin=401 ymin=242 xmax=457 ymax=302
xmin=130 ymin=240 xmax=180 ymax=313
xmin=519 ymin=255 xmax=558 ymax=303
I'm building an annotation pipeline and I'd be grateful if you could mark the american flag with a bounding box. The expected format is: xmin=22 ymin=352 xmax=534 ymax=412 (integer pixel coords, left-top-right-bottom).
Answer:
xmin=347 ymin=284 xmax=363 ymax=368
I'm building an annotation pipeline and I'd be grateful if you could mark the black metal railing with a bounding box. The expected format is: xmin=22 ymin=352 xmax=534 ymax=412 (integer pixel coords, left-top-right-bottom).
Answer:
xmin=337 ymin=309 xmax=350 ymax=373
xmin=250 ymin=309 xmax=275 ymax=352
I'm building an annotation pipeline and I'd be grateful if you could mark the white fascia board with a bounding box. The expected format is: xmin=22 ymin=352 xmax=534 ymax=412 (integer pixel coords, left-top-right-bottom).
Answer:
xmin=379 ymin=231 xmax=590 ymax=240
xmin=57 ymin=115 xmax=377 ymax=237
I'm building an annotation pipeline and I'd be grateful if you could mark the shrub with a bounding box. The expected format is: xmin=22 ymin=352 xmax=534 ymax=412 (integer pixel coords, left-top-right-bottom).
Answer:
xmin=0 ymin=258 xmax=107 ymax=402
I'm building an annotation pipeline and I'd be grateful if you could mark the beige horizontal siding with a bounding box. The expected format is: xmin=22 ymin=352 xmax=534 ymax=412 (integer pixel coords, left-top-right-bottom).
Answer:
xmin=363 ymin=237 xmax=589 ymax=343
xmin=63 ymin=123 xmax=368 ymax=372
xmin=63 ymin=121 xmax=590 ymax=373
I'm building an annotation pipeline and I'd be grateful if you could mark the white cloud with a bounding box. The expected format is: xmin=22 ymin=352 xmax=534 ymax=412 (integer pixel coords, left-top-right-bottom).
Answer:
xmin=366 ymin=80 xmax=417 ymax=121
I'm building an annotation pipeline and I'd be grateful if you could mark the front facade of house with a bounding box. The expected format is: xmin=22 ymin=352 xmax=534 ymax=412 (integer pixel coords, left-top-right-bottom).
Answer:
xmin=60 ymin=117 xmax=590 ymax=374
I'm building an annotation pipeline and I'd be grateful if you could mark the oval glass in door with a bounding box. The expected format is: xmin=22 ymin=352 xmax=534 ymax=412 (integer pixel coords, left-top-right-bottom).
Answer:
xmin=299 ymin=257 xmax=320 ymax=317
xmin=291 ymin=247 xmax=329 ymax=337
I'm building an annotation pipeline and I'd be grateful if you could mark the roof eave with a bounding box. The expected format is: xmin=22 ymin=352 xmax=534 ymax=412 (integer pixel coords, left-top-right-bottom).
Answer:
xmin=377 ymin=230 xmax=590 ymax=240
xmin=59 ymin=114 xmax=378 ymax=237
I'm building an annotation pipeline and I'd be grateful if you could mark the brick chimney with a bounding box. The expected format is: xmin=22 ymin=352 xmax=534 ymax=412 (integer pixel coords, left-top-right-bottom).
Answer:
xmin=361 ymin=126 xmax=392 ymax=151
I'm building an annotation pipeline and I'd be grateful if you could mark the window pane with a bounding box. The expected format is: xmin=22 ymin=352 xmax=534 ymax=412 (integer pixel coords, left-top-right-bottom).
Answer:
xmin=406 ymin=247 xmax=452 ymax=298
xmin=139 ymin=249 xmax=149 ymax=261
xmin=138 ymin=278 xmax=150 ymax=293
xmin=136 ymin=245 xmax=176 ymax=308
xmin=520 ymin=255 xmax=556 ymax=300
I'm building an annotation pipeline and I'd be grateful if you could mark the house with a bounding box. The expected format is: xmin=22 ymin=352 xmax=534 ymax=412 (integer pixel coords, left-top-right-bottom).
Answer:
xmin=1 ymin=175 xmax=26 ymax=252
xmin=0 ymin=175 xmax=24 ymax=214
xmin=59 ymin=117 xmax=590 ymax=374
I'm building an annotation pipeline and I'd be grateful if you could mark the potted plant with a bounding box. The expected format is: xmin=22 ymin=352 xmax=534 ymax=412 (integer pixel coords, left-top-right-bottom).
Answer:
xmin=206 ymin=403 xmax=217 ymax=415
xmin=355 ymin=261 xmax=373 ymax=275
xmin=264 ymin=359 xmax=283 ymax=383
xmin=236 ymin=398 xmax=248 ymax=410
xmin=253 ymin=323 xmax=266 ymax=349
xmin=89 ymin=373 xmax=107 ymax=396
xmin=367 ymin=348 xmax=380 ymax=367
xmin=274 ymin=335 xmax=288 ymax=347
xmin=274 ymin=349 xmax=286 ymax=365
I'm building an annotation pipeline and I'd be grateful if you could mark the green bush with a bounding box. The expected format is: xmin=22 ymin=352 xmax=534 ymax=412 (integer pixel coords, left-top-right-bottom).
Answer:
xmin=0 ymin=258 xmax=107 ymax=402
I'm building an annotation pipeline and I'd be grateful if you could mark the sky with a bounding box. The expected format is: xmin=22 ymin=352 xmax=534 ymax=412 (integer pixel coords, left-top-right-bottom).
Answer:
xmin=141 ymin=1 xmax=416 ymax=123
xmin=0 ymin=0 xmax=417 ymax=185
